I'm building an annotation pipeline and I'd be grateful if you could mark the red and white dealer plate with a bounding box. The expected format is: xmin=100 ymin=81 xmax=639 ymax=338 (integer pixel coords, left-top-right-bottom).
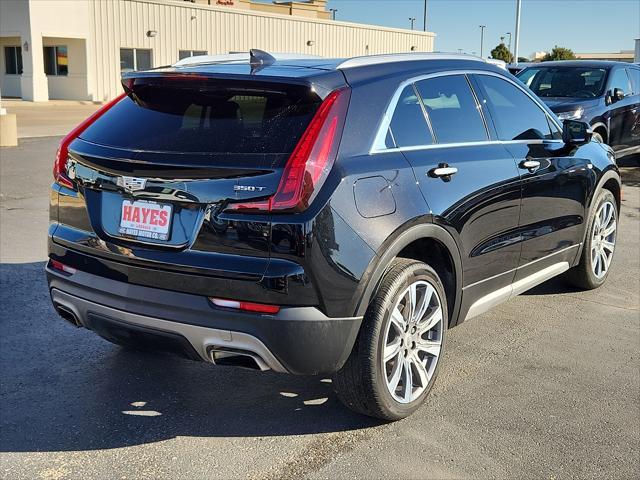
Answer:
xmin=118 ymin=199 xmax=172 ymax=241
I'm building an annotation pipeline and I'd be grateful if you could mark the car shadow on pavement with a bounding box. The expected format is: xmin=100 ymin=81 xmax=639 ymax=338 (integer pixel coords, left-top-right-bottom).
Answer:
xmin=0 ymin=262 xmax=380 ymax=454
xmin=520 ymin=275 xmax=583 ymax=296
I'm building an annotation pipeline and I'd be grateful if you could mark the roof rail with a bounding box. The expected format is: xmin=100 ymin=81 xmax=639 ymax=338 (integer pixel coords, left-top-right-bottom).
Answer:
xmin=173 ymin=51 xmax=322 ymax=67
xmin=336 ymin=53 xmax=486 ymax=70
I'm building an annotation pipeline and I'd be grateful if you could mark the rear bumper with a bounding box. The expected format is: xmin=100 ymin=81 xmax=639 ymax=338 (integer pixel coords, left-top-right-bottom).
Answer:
xmin=46 ymin=265 xmax=362 ymax=375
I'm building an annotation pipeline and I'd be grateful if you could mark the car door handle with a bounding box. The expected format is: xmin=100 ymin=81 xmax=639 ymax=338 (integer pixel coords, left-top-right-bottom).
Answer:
xmin=429 ymin=165 xmax=458 ymax=180
xmin=519 ymin=159 xmax=540 ymax=172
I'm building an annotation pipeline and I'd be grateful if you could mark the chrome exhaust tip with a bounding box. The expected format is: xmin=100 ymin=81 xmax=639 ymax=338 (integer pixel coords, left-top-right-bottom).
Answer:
xmin=207 ymin=346 xmax=270 ymax=371
xmin=54 ymin=303 xmax=81 ymax=327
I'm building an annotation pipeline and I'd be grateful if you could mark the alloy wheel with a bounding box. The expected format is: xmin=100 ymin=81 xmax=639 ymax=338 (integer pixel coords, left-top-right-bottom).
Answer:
xmin=591 ymin=200 xmax=617 ymax=279
xmin=382 ymin=280 xmax=443 ymax=404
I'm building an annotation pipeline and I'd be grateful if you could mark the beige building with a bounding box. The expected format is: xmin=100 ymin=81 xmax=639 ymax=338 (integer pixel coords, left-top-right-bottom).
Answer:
xmin=0 ymin=0 xmax=435 ymax=102
xmin=189 ymin=0 xmax=332 ymax=19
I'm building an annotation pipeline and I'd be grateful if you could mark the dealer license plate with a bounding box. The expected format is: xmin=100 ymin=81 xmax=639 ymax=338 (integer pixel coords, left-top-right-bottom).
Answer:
xmin=118 ymin=199 xmax=172 ymax=241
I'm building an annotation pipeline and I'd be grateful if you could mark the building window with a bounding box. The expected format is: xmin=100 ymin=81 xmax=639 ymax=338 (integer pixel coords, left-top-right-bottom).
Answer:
xmin=120 ymin=48 xmax=152 ymax=73
xmin=4 ymin=46 xmax=23 ymax=75
xmin=43 ymin=46 xmax=68 ymax=76
xmin=178 ymin=50 xmax=207 ymax=60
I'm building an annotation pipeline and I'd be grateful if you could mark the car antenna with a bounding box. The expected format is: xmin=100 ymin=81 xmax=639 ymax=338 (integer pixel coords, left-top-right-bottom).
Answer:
xmin=249 ymin=49 xmax=276 ymax=74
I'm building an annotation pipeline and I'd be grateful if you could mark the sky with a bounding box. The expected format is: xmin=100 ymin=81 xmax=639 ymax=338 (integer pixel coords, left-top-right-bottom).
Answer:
xmin=320 ymin=0 xmax=640 ymax=59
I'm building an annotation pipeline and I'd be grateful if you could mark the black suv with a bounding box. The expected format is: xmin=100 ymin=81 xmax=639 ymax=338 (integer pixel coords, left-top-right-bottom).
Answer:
xmin=47 ymin=51 xmax=621 ymax=420
xmin=517 ymin=60 xmax=640 ymax=159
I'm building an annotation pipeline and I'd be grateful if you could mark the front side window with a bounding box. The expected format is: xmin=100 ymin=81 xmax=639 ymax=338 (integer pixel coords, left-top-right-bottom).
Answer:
xmin=608 ymin=68 xmax=631 ymax=95
xmin=475 ymin=75 xmax=553 ymax=141
xmin=626 ymin=68 xmax=640 ymax=95
xmin=120 ymin=48 xmax=152 ymax=73
xmin=415 ymin=75 xmax=487 ymax=144
xmin=386 ymin=84 xmax=433 ymax=148
xmin=178 ymin=50 xmax=207 ymax=60
xmin=4 ymin=46 xmax=22 ymax=75
xmin=43 ymin=46 xmax=68 ymax=76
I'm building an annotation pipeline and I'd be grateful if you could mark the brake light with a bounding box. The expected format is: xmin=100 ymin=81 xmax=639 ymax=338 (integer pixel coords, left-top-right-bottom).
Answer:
xmin=227 ymin=87 xmax=351 ymax=213
xmin=49 ymin=259 xmax=77 ymax=275
xmin=54 ymin=93 xmax=126 ymax=188
xmin=209 ymin=297 xmax=280 ymax=314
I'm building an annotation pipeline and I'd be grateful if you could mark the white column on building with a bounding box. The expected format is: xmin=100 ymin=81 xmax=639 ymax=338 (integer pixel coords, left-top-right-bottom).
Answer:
xmin=20 ymin=33 xmax=49 ymax=101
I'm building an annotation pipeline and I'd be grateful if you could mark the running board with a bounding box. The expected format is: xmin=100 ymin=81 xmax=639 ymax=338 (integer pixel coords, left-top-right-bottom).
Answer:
xmin=464 ymin=262 xmax=569 ymax=321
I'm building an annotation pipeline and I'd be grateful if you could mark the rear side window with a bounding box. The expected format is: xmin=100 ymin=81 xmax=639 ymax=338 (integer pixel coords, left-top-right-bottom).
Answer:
xmin=80 ymin=78 xmax=321 ymax=156
xmin=474 ymin=75 xmax=554 ymax=141
xmin=387 ymin=85 xmax=433 ymax=148
xmin=415 ymin=75 xmax=487 ymax=144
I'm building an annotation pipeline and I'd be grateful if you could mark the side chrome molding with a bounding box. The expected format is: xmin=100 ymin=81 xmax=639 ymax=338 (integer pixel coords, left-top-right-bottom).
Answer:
xmin=464 ymin=261 xmax=570 ymax=321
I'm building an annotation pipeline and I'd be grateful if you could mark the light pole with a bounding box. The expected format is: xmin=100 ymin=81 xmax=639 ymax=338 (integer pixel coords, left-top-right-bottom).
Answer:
xmin=329 ymin=8 xmax=337 ymax=20
xmin=506 ymin=32 xmax=512 ymax=53
xmin=479 ymin=25 xmax=486 ymax=58
xmin=514 ymin=0 xmax=521 ymax=63
xmin=409 ymin=17 xmax=416 ymax=30
xmin=423 ymin=0 xmax=428 ymax=31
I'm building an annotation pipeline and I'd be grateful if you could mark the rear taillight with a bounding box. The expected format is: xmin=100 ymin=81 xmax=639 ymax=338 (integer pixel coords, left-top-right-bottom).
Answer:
xmin=209 ymin=297 xmax=280 ymax=314
xmin=54 ymin=93 xmax=126 ymax=188
xmin=227 ymin=87 xmax=351 ymax=214
xmin=49 ymin=259 xmax=77 ymax=275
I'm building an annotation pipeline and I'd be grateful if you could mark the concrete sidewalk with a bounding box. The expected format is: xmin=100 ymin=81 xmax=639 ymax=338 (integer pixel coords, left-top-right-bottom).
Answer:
xmin=1 ymin=100 xmax=101 ymax=139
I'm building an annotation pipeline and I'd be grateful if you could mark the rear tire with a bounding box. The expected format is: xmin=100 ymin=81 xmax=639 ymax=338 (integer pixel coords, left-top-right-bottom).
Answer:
xmin=565 ymin=189 xmax=618 ymax=289
xmin=333 ymin=258 xmax=447 ymax=421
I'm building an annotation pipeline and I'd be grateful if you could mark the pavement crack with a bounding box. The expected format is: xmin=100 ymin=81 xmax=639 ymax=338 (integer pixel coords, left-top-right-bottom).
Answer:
xmin=563 ymin=294 xmax=639 ymax=312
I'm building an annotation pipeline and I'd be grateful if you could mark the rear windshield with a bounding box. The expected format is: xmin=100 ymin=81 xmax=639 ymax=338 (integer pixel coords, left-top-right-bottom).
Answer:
xmin=80 ymin=77 xmax=321 ymax=155
xmin=517 ymin=67 xmax=607 ymax=98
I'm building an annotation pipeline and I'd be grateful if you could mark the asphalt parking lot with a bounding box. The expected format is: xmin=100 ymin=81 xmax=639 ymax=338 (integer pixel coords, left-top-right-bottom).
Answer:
xmin=1 ymin=136 xmax=639 ymax=480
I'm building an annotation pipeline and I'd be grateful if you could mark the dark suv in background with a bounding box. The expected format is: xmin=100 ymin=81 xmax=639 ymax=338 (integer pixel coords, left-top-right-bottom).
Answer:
xmin=517 ymin=60 xmax=640 ymax=160
xmin=47 ymin=51 xmax=621 ymax=420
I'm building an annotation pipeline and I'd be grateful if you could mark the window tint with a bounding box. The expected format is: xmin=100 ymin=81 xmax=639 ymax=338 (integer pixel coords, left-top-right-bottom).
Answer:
xmin=43 ymin=46 xmax=68 ymax=76
xmin=178 ymin=50 xmax=207 ymax=60
xmin=475 ymin=75 xmax=553 ymax=141
xmin=519 ymin=67 xmax=607 ymax=98
xmin=627 ymin=68 xmax=640 ymax=94
xmin=386 ymin=85 xmax=433 ymax=148
xmin=80 ymin=79 xmax=321 ymax=157
xmin=135 ymin=49 xmax=152 ymax=71
xmin=120 ymin=48 xmax=152 ymax=73
xmin=4 ymin=46 xmax=22 ymax=75
xmin=415 ymin=75 xmax=487 ymax=144
xmin=608 ymin=68 xmax=631 ymax=95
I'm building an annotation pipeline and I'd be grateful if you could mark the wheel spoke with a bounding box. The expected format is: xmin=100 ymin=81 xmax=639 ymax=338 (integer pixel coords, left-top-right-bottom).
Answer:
xmin=594 ymin=251 xmax=602 ymax=276
xmin=388 ymin=357 xmax=403 ymax=392
xmin=600 ymin=250 xmax=611 ymax=272
xmin=406 ymin=283 xmax=417 ymax=323
xmin=603 ymin=203 xmax=613 ymax=226
xmin=417 ymin=306 xmax=442 ymax=335
xmin=402 ymin=359 xmax=413 ymax=402
xmin=413 ymin=284 xmax=433 ymax=323
xmin=602 ymin=240 xmax=615 ymax=253
xmin=411 ymin=353 xmax=431 ymax=388
xmin=603 ymin=221 xmax=616 ymax=237
xmin=390 ymin=307 xmax=406 ymax=334
xmin=384 ymin=337 xmax=402 ymax=363
xmin=416 ymin=338 xmax=441 ymax=356
xmin=599 ymin=204 xmax=607 ymax=225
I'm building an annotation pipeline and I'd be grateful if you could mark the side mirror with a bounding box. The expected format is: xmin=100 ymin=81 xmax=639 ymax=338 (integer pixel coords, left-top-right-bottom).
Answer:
xmin=613 ymin=87 xmax=625 ymax=102
xmin=562 ymin=120 xmax=592 ymax=146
